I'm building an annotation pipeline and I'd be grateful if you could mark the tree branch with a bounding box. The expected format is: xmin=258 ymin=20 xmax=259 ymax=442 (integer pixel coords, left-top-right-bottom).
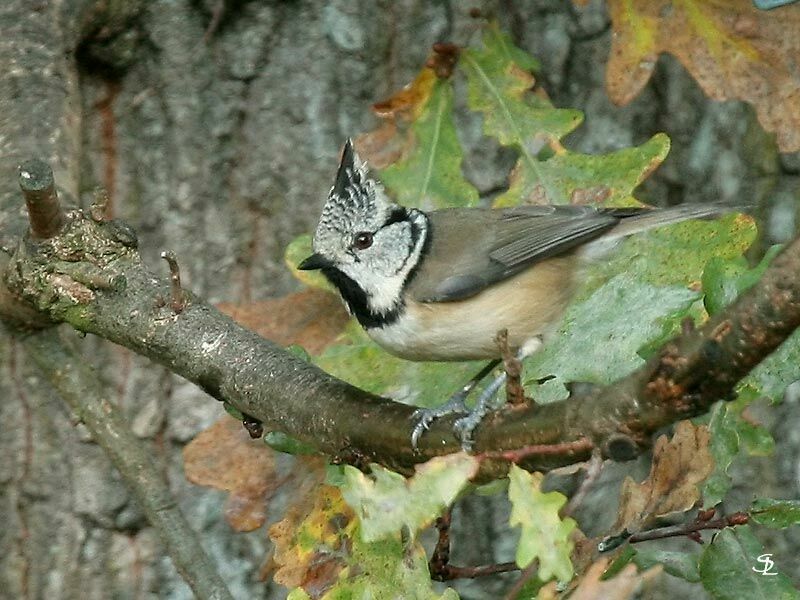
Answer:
xmin=23 ymin=329 xmax=235 ymax=600
xmin=4 ymin=172 xmax=800 ymax=480
xmin=598 ymin=509 xmax=750 ymax=551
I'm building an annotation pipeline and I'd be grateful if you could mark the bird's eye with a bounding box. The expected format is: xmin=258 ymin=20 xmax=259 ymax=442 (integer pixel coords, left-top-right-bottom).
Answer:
xmin=353 ymin=232 xmax=373 ymax=250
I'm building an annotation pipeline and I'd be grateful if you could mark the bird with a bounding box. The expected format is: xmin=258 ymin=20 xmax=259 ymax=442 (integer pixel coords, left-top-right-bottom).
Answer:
xmin=299 ymin=139 xmax=734 ymax=449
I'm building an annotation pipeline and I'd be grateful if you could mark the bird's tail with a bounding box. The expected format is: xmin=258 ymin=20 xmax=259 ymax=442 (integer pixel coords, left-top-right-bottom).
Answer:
xmin=581 ymin=202 xmax=750 ymax=259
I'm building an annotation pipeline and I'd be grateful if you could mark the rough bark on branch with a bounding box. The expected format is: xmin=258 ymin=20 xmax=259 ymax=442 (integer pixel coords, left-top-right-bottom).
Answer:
xmin=5 ymin=198 xmax=800 ymax=481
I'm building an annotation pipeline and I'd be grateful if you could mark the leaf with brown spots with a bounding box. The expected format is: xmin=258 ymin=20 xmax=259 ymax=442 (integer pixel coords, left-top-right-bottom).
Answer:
xmin=217 ymin=288 xmax=349 ymax=355
xmin=612 ymin=421 xmax=715 ymax=535
xmin=606 ymin=0 xmax=800 ymax=152
xmin=268 ymin=481 xmax=456 ymax=599
xmin=268 ymin=483 xmax=354 ymax=592
xmin=183 ymin=417 xmax=279 ymax=532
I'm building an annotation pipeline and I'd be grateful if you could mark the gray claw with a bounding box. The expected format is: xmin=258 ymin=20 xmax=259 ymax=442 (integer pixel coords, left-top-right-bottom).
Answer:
xmin=452 ymin=407 xmax=490 ymax=452
xmin=452 ymin=371 xmax=508 ymax=452
xmin=410 ymin=415 xmax=429 ymax=449
xmin=409 ymin=396 xmax=468 ymax=449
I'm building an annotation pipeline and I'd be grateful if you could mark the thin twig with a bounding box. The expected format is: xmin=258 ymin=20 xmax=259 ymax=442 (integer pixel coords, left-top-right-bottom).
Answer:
xmin=428 ymin=506 xmax=519 ymax=581
xmin=23 ymin=330 xmax=234 ymax=600
xmin=562 ymin=450 xmax=604 ymax=518
xmin=18 ymin=159 xmax=64 ymax=239
xmin=438 ymin=562 xmax=519 ymax=580
xmin=161 ymin=251 xmax=187 ymax=313
xmin=504 ymin=560 xmax=538 ymax=600
xmin=628 ymin=512 xmax=749 ymax=545
xmin=479 ymin=438 xmax=595 ymax=463
xmin=598 ymin=510 xmax=750 ymax=552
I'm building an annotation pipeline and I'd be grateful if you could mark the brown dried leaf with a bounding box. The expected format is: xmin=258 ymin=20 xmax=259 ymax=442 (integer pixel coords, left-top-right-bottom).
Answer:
xmin=606 ymin=0 xmax=800 ymax=151
xmin=372 ymin=67 xmax=437 ymax=120
xmin=567 ymin=558 xmax=661 ymax=600
xmin=355 ymin=67 xmax=437 ymax=170
xmin=217 ymin=288 xmax=349 ymax=355
xmin=183 ymin=417 xmax=279 ymax=531
xmin=612 ymin=421 xmax=714 ymax=534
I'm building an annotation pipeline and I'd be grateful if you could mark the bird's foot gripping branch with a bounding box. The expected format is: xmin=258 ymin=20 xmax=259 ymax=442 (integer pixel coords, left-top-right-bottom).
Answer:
xmin=5 ymin=160 xmax=800 ymax=484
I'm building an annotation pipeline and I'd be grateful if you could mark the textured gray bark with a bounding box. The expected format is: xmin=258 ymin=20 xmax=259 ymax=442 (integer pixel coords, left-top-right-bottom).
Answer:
xmin=0 ymin=1 xmax=798 ymax=599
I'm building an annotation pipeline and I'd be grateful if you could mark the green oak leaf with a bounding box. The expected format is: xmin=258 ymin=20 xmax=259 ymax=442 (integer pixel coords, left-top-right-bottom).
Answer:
xmin=583 ymin=212 xmax=758 ymax=294
xmin=702 ymin=403 xmax=743 ymax=508
xmin=523 ymin=274 xmax=698 ymax=403
xmin=333 ymin=453 xmax=478 ymax=542
xmin=702 ymin=245 xmax=782 ymax=316
xmin=738 ymin=328 xmax=800 ymax=405
xmin=495 ymin=133 xmax=670 ymax=208
xmin=461 ymin=24 xmax=582 ymax=206
xmin=702 ymin=394 xmax=775 ymax=508
xmin=633 ymin=548 xmax=701 ymax=583
xmin=381 ymin=79 xmax=479 ymax=209
xmin=263 ymin=431 xmax=317 ymax=455
xmin=508 ymin=465 xmax=576 ymax=583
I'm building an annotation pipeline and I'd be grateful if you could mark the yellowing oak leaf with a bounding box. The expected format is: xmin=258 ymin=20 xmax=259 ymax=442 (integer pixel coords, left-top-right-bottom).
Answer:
xmin=269 ymin=482 xmax=459 ymax=599
xmin=336 ymin=453 xmax=479 ymax=542
xmin=268 ymin=483 xmax=355 ymax=591
xmin=606 ymin=0 xmax=800 ymax=151
xmin=612 ymin=420 xmax=715 ymax=534
xmin=358 ymin=63 xmax=479 ymax=209
xmin=356 ymin=68 xmax=436 ymax=171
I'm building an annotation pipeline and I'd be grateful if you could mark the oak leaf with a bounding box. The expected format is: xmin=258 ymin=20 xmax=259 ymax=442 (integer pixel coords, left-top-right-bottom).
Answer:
xmin=218 ymin=287 xmax=348 ymax=355
xmin=606 ymin=0 xmax=800 ymax=151
xmin=567 ymin=558 xmax=661 ymax=600
xmin=612 ymin=420 xmax=715 ymax=534
xmin=183 ymin=417 xmax=279 ymax=532
xmin=268 ymin=480 xmax=351 ymax=592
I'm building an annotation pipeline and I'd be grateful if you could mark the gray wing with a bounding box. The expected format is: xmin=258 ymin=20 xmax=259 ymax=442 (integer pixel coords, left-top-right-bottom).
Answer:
xmin=412 ymin=205 xmax=642 ymax=302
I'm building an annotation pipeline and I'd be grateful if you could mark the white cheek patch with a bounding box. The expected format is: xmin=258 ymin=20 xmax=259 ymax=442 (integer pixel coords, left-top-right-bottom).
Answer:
xmin=362 ymin=213 xmax=428 ymax=315
xmin=365 ymin=269 xmax=411 ymax=314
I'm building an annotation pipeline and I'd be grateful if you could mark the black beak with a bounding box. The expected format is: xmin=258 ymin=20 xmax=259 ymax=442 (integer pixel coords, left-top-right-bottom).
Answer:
xmin=297 ymin=253 xmax=331 ymax=271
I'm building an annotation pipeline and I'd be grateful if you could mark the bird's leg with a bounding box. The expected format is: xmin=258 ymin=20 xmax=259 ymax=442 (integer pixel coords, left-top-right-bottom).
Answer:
xmin=452 ymin=337 xmax=543 ymax=452
xmin=451 ymin=371 xmax=508 ymax=451
xmin=410 ymin=359 xmax=501 ymax=449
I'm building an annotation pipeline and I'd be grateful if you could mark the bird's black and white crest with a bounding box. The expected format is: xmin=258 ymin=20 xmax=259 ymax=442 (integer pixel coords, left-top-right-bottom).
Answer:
xmin=313 ymin=140 xmax=397 ymax=253
xmin=308 ymin=140 xmax=429 ymax=328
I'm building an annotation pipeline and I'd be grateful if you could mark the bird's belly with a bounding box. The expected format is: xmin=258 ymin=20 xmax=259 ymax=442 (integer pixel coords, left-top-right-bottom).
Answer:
xmin=366 ymin=260 xmax=574 ymax=361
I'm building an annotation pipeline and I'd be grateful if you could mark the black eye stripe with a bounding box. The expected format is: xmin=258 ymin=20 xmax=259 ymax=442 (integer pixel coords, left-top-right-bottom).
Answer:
xmin=382 ymin=207 xmax=409 ymax=228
